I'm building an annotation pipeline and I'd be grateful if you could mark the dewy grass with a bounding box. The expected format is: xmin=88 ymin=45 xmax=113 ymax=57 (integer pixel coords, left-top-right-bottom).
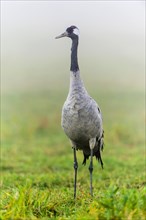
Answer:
xmin=1 ymin=89 xmax=145 ymax=220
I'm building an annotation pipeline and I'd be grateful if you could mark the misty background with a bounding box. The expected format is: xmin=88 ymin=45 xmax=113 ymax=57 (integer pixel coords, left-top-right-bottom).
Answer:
xmin=1 ymin=1 xmax=145 ymax=94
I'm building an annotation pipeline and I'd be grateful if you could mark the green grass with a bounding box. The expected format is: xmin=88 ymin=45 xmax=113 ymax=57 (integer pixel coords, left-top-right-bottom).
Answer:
xmin=1 ymin=88 xmax=145 ymax=220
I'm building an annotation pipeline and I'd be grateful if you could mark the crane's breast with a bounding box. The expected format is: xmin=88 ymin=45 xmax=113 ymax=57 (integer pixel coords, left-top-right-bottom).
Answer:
xmin=61 ymin=96 xmax=102 ymax=143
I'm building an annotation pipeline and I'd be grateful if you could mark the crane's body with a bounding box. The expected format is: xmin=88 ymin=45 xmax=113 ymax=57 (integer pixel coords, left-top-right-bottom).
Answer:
xmin=55 ymin=26 xmax=104 ymax=198
xmin=62 ymin=70 xmax=103 ymax=157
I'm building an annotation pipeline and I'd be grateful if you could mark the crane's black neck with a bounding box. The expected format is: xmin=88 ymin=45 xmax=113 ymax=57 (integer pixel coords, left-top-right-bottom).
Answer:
xmin=70 ymin=37 xmax=79 ymax=72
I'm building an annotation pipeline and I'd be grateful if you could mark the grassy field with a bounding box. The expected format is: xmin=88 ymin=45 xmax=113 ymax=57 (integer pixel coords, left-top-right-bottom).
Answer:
xmin=0 ymin=85 xmax=145 ymax=219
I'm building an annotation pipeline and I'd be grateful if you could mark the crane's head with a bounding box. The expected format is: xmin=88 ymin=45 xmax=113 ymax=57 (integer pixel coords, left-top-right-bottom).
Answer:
xmin=55 ymin=26 xmax=79 ymax=40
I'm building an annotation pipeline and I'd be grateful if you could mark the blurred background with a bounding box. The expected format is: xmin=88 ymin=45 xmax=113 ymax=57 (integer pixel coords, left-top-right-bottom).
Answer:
xmin=1 ymin=1 xmax=145 ymax=149
xmin=1 ymin=1 xmax=145 ymax=93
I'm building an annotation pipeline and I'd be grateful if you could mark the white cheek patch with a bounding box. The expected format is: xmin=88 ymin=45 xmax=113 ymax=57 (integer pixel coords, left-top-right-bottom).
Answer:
xmin=73 ymin=28 xmax=80 ymax=36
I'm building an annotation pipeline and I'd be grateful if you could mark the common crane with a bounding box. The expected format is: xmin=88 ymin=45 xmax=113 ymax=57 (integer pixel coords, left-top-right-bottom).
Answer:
xmin=55 ymin=26 xmax=104 ymax=199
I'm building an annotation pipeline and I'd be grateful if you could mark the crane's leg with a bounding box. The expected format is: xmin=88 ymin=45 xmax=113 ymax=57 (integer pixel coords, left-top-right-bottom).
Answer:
xmin=89 ymin=138 xmax=96 ymax=197
xmin=73 ymin=146 xmax=78 ymax=199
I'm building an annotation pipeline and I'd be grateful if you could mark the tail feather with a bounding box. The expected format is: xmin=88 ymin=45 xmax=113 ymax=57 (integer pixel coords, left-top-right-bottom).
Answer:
xmin=95 ymin=148 xmax=104 ymax=169
xmin=96 ymin=133 xmax=104 ymax=168
xmin=82 ymin=153 xmax=89 ymax=165
xmin=82 ymin=131 xmax=104 ymax=168
xmin=82 ymin=149 xmax=103 ymax=168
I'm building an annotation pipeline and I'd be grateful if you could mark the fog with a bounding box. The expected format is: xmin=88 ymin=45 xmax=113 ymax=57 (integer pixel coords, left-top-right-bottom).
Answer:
xmin=1 ymin=1 xmax=145 ymax=92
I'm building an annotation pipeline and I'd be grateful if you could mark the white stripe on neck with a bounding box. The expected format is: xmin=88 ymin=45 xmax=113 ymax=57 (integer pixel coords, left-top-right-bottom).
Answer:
xmin=73 ymin=28 xmax=80 ymax=36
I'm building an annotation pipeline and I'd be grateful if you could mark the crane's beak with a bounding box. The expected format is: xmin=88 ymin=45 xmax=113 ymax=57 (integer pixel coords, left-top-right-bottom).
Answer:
xmin=55 ymin=31 xmax=68 ymax=39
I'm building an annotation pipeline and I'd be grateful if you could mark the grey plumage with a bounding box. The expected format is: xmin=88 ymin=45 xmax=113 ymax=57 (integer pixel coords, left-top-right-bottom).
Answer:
xmin=62 ymin=71 xmax=104 ymax=163
xmin=56 ymin=25 xmax=104 ymax=198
